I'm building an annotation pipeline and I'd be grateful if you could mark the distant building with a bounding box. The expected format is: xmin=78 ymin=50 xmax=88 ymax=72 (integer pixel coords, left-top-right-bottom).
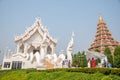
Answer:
xmin=88 ymin=16 xmax=120 ymax=54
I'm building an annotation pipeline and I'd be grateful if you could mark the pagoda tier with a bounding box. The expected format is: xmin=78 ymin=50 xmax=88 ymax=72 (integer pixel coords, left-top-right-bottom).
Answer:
xmin=88 ymin=16 xmax=120 ymax=54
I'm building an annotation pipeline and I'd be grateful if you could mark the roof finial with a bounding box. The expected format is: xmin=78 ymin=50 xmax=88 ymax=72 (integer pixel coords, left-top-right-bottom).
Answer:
xmin=35 ymin=17 xmax=41 ymax=27
xmin=99 ymin=16 xmax=103 ymax=22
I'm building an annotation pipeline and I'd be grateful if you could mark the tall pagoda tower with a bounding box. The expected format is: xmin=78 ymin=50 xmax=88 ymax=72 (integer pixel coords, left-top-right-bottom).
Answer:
xmin=88 ymin=16 xmax=120 ymax=54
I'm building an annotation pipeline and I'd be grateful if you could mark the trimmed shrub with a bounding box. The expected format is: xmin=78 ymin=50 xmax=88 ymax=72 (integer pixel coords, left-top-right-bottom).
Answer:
xmin=111 ymin=68 xmax=120 ymax=76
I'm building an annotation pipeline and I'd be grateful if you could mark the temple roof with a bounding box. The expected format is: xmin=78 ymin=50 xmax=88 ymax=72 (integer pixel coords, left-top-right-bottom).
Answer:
xmin=15 ymin=18 xmax=57 ymax=44
xmin=86 ymin=51 xmax=106 ymax=60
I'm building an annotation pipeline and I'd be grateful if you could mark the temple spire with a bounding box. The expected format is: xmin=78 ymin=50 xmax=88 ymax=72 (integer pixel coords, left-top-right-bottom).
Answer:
xmin=99 ymin=16 xmax=103 ymax=21
xmin=97 ymin=16 xmax=106 ymax=26
xmin=99 ymin=16 xmax=104 ymax=23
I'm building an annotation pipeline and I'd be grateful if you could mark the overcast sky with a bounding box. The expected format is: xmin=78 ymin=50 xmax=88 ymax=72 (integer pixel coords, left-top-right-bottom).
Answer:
xmin=0 ymin=0 xmax=120 ymax=63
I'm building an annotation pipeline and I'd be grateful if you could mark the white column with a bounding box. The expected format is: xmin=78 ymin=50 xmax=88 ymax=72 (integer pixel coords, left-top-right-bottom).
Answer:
xmin=17 ymin=44 xmax=20 ymax=53
xmin=44 ymin=46 xmax=47 ymax=57
xmin=51 ymin=45 xmax=55 ymax=55
xmin=24 ymin=43 xmax=28 ymax=54
xmin=40 ymin=45 xmax=45 ymax=60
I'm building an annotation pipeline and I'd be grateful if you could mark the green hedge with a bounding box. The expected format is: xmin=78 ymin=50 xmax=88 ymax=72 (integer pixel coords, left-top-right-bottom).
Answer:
xmin=40 ymin=68 xmax=120 ymax=76
xmin=1 ymin=68 xmax=119 ymax=76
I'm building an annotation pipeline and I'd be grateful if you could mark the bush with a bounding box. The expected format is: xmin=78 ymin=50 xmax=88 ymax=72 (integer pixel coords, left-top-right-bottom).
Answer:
xmin=96 ymin=68 xmax=111 ymax=75
xmin=111 ymin=68 xmax=120 ymax=76
xmin=41 ymin=68 xmax=120 ymax=75
xmin=102 ymin=76 xmax=112 ymax=80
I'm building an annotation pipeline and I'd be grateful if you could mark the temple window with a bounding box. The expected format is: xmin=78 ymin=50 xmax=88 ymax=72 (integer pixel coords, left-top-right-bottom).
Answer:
xmin=3 ymin=62 xmax=11 ymax=68
xmin=12 ymin=61 xmax=22 ymax=69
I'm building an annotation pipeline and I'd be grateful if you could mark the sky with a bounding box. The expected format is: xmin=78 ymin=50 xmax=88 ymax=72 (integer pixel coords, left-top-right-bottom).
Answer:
xmin=0 ymin=0 xmax=120 ymax=63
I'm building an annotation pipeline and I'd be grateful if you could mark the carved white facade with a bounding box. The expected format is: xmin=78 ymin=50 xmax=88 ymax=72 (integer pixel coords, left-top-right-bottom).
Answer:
xmin=2 ymin=18 xmax=58 ymax=70
xmin=2 ymin=18 xmax=74 ymax=70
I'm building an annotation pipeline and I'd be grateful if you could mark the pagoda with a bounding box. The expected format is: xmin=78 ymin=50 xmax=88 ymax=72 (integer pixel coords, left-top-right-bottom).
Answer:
xmin=88 ymin=16 xmax=120 ymax=54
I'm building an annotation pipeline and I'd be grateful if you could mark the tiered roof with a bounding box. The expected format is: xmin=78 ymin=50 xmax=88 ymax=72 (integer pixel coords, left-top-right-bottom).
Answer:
xmin=88 ymin=16 xmax=120 ymax=53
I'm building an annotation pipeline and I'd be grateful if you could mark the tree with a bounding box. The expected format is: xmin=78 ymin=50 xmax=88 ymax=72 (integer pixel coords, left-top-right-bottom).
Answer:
xmin=80 ymin=51 xmax=87 ymax=67
xmin=114 ymin=46 xmax=120 ymax=68
xmin=104 ymin=47 xmax=111 ymax=54
xmin=104 ymin=47 xmax=113 ymax=66
xmin=96 ymin=58 xmax=101 ymax=65
xmin=72 ymin=54 xmax=77 ymax=67
xmin=114 ymin=46 xmax=120 ymax=56
xmin=72 ymin=51 xmax=87 ymax=67
xmin=114 ymin=56 xmax=120 ymax=68
xmin=72 ymin=52 xmax=80 ymax=67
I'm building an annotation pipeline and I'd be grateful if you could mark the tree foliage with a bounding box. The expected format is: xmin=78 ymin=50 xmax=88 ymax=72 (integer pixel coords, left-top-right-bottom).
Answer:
xmin=114 ymin=46 xmax=120 ymax=68
xmin=104 ymin=47 xmax=111 ymax=54
xmin=114 ymin=46 xmax=120 ymax=56
xmin=72 ymin=51 xmax=87 ymax=67
xmin=104 ymin=47 xmax=113 ymax=66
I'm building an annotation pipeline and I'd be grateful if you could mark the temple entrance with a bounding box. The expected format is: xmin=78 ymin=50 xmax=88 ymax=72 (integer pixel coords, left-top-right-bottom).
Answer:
xmin=33 ymin=50 xmax=40 ymax=54
xmin=47 ymin=46 xmax=52 ymax=54
xmin=11 ymin=61 xmax=22 ymax=69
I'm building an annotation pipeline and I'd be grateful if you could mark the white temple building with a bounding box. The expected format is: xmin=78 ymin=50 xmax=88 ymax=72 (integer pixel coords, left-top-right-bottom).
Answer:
xmin=2 ymin=18 xmax=57 ymax=70
xmin=2 ymin=18 xmax=73 ymax=70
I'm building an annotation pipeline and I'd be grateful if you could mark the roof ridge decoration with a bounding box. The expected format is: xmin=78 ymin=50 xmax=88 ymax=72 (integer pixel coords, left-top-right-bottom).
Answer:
xmin=15 ymin=18 xmax=57 ymax=44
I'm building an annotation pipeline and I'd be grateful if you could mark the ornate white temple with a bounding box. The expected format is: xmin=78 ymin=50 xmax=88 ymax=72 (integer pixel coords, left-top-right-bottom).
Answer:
xmin=2 ymin=18 xmax=74 ymax=70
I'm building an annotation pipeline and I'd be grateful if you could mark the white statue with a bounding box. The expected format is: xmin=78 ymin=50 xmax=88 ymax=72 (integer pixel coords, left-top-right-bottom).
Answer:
xmin=51 ymin=53 xmax=57 ymax=64
xmin=45 ymin=54 xmax=52 ymax=61
xmin=67 ymin=32 xmax=74 ymax=63
xmin=56 ymin=51 xmax=65 ymax=68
